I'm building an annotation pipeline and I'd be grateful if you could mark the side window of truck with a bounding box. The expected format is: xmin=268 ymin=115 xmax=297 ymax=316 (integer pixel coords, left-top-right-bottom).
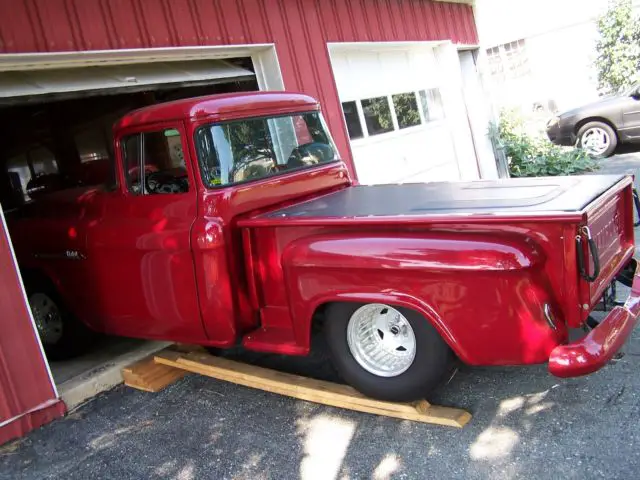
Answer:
xmin=121 ymin=129 xmax=189 ymax=196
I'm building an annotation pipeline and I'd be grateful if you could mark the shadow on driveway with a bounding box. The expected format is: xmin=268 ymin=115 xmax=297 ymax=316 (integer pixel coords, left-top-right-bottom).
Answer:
xmin=1 ymin=328 xmax=640 ymax=479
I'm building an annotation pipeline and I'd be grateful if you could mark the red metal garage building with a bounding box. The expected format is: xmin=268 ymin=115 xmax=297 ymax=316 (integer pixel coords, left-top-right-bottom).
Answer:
xmin=0 ymin=0 xmax=481 ymax=444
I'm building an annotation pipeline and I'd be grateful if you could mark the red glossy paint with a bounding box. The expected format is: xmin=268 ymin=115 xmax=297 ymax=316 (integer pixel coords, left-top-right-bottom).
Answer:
xmin=10 ymin=93 xmax=351 ymax=349
xmin=549 ymin=265 xmax=640 ymax=377
xmin=7 ymin=93 xmax=638 ymax=396
xmin=578 ymin=178 xmax=636 ymax=313
xmin=115 ymin=92 xmax=321 ymax=129
xmin=243 ymin=209 xmax=633 ymax=366
xmin=255 ymin=225 xmax=569 ymax=364
xmin=283 ymin=230 xmax=559 ymax=361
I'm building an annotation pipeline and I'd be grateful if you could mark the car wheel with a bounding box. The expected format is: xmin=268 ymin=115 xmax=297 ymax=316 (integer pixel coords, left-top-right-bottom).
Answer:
xmin=324 ymin=302 xmax=454 ymax=402
xmin=26 ymin=278 xmax=95 ymax=361
xmin=577 ymin=121 xmax=618 ymax=158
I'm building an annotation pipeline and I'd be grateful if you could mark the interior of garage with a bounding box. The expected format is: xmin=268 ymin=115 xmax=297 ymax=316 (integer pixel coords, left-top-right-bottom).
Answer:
xmin=0 ymin=57 xmax=258 ymax=406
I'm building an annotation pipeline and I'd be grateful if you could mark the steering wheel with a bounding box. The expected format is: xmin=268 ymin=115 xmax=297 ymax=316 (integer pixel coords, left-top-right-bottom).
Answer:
xmin=229 ymin=151 xmax=277 ymax=183
xmin=287 ymin=142 xmax=335 ymax=168
xmin=146 ymin=171 xmax=188 ymax=194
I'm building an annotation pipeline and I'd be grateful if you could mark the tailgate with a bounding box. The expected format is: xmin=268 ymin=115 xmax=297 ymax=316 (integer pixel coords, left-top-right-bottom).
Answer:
xmin=578 ymin=178 xmax=635 ymax=311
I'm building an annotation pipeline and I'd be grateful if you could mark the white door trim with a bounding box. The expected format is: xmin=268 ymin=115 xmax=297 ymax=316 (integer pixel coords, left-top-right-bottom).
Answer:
xmin=0 ymin=44 xmax=285 ymax=93
xmin=0 ymin=44 xmax=271 ymax=70
xmin=327 ymin=41 xmax=446 ymax=52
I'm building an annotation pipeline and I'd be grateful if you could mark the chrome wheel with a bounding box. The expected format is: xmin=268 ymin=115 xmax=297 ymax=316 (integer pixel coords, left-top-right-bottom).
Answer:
xmin=346 ymin=303 xmax=417 ymax=377
xmin=29 ymin=293 xmax=63 ymax=345
xmin=580 ymin=127 xmax=610 ymax=156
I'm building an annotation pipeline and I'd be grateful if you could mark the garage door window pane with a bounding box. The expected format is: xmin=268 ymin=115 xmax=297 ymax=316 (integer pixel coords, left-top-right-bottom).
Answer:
xmin=392 ymin=93 xmax=421 ymax=129
xmin=341 ymin=101 xmax=364 ymax=140
xmin=419 ymin=89 xmax=445 ymax=122
xmin=361 ymin=97 xmax=394 ymax=136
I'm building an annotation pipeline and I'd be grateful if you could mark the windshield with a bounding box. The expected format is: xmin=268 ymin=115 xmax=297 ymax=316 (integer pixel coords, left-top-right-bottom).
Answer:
xmin=194 ymin=111 xmax=338 ymax=187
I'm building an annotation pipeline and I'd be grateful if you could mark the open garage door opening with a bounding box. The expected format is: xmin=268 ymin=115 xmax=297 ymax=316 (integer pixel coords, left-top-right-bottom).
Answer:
xmin=0 ymin=56 xmax=258 ymax=401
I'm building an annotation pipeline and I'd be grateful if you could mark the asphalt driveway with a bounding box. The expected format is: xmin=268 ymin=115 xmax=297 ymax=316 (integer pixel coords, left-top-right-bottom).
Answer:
xmin=596 ymin=147 xmax=640 ymax=188
xmin=2 ymin=152 xmax=640 ymax=480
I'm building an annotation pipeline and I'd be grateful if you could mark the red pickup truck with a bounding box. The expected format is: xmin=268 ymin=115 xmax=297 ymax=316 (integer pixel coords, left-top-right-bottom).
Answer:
xmin=7 ymin=92 xmax=640 ymax=402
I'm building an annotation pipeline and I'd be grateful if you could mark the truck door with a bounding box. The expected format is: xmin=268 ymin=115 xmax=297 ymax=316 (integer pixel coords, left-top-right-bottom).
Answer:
xmin=86 ymin=123 xmax=204 ymax=341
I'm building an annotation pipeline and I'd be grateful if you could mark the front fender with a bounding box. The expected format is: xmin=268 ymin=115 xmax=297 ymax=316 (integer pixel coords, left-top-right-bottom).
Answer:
xmin=282 ymin=232 xmax=545 ymax=360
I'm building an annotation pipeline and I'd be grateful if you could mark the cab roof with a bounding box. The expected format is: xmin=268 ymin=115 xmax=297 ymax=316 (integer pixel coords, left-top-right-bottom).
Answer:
xmin=115 ymin=91 xmax=320 ymax=130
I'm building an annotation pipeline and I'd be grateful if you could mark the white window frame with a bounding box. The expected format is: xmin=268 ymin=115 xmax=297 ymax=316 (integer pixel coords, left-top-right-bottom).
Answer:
xmin=485 ymin=38 xmax=530 ymax=83
xmin=342 ymin=88 xmax=445 ymax=144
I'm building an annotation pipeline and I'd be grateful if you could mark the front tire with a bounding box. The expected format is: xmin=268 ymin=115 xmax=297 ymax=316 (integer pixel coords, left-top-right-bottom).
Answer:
xmin=577 ymin=121 xmax=617 ymax=158
xmin=26 ymin=278 xmax=95 ymax=361
xmin=324 ymin=302 xmax=453 ymax=402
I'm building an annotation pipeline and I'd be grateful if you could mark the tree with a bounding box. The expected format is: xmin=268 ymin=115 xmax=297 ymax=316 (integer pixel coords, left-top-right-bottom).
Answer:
xmin=595 ymin=0 xmax=640 ymax=94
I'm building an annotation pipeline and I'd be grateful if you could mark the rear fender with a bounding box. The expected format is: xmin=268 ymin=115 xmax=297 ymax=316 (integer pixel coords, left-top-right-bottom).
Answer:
xmin=309 ymin=290 xmax=456 ymax=350
xmin=282 ymin=232 xmax=544 ymax=358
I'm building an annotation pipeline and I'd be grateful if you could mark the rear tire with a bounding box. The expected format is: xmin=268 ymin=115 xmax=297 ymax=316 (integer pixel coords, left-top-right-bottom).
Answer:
xmin=577 ymin=121 xmax=617 ymax=158
xmin=25 ymin=277 xmax=95 ymax=361
xmin=324 ymin=302 xmax=453 ymax=402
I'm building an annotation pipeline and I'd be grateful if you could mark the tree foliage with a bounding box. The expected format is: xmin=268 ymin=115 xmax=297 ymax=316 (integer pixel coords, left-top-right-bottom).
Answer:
xmin=595 ymin=0 xmax=640 ymax=94
xmin=392 ymin=93 xmax=421 ymax=128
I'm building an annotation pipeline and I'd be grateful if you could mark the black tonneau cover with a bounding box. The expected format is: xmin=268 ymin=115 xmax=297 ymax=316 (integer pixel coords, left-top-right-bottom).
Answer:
xmin=261 ymin=175 xmax=626 ymax=219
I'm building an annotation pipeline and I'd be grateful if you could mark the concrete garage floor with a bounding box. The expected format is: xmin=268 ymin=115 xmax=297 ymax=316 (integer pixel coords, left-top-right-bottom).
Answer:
xmin=50 ymin=337 xmax=170 ymax=410
xmin=2 ymin=152 xmax=640 ymax=480
xmin=51 ymin=337 xmax=152 ymax=385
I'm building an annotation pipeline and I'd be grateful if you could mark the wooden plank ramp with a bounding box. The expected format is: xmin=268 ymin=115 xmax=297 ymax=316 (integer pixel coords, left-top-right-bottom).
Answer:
xmin=123 ymin=347 xmax=471 ymax=428
xmin=122 ymin=356 xmax=187 ymax=393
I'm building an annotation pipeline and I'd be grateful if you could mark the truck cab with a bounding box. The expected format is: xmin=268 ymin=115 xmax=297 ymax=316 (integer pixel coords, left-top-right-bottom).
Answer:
xmin=9 ymin=92 xmax=640 ymax=402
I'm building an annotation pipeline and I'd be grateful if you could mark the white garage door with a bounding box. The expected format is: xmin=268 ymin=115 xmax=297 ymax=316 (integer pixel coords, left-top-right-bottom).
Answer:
xmin=330 ymin=46 xmax=460 ymax=185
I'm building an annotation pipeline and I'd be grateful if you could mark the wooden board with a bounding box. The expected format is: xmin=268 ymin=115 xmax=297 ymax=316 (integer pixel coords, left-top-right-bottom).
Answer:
xmin=152 ymin=349 xmax=471 ymax=428
xmin=122 ymin=357 xmax=187 ymax=393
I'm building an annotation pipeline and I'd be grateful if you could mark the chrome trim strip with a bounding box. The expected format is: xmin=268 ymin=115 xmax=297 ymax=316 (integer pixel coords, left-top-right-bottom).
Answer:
xmin=544 ymin=303 xmax=558 ymax=331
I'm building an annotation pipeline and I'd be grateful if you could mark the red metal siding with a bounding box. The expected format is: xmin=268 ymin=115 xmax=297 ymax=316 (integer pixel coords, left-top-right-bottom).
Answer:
xmin=0 ymin=1 xmax=477 ymax=53
xmin=0 ymin=211 xmax=65 ymax=445
xmin=0 ymin=0 xmax=477 ymax=180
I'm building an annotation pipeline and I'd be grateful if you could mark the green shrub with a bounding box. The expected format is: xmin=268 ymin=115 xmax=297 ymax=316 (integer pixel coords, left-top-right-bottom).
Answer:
xmin=490 ymin=110 xmax=599 ymax=177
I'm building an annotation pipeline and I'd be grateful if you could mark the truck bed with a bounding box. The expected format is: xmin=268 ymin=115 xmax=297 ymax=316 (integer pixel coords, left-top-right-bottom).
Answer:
xmin=243 ymin=175 xmax=627 ymax=225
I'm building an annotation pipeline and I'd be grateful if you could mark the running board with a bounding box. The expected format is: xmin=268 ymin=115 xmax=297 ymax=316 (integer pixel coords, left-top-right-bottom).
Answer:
xmin=123 ymin=346 xmax=471 ymax=428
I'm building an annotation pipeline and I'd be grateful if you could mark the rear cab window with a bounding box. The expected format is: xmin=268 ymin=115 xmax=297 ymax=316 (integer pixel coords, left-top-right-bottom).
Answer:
xmin=194 ymin=111 xmax=338 ymax=188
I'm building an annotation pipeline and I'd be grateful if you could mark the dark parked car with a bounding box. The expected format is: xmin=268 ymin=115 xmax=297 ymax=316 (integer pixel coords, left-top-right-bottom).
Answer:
xmin=546 ymin=82 xmax=640 ymax=158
